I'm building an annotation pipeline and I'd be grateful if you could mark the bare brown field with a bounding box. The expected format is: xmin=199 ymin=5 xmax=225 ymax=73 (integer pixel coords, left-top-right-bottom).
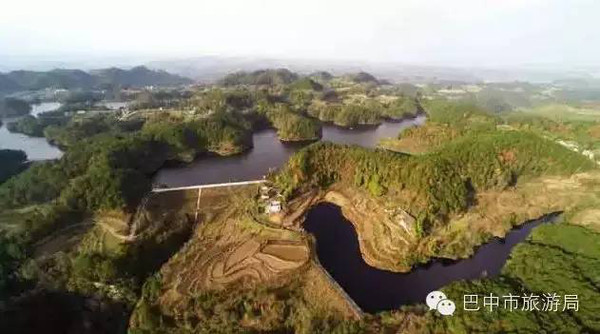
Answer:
xmin=160 ymin=212 xmax=309 ymax=296
xmin=323 ymin=188 xmax=419 ymax=272
xmin=572 ymin=209 xmax=600 ymax=232
xmin=262 ymin=241 xmax=310 ymax=261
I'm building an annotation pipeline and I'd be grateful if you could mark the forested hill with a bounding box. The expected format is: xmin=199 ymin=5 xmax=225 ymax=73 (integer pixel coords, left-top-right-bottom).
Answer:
xmin=89 ymin=67 xmax=194 ymax=87
xmin=0 ymin=66 xmax=193 ymax=93
xmin=219 ymin=69 xmax=299 ymax=86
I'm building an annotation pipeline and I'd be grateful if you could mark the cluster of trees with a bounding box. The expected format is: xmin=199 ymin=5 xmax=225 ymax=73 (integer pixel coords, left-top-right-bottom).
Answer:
xmin=6 ymin=112 xmax=69 ymax=137
xmin=345 ymin=71 xmax=380 ymax=84
xmin=0 ymin=150 xmax=27 ymax=184
xmin=504 ymin=110 xmax=600 ymax=153
xmin=131 ymin=70 xmax=425 ymax=142
xmin=7 ymin=110 xmax=142 ymax=142
xmin=141 ymin=112 xmax=253 ymax=159
xmin=308 ymin=101 xmax=378 ymax=126
xmin=0 ymin=132 xmax=175 ymax=309
xmin=274 ymin=142 xmax=467 ymax=230
xmin=221 ymin=69 xmax=382 ymax=88
xmin=308 ymin=71 xmax=334 ymax=83
xmin=131 ymin=90 xmax=192 ymax=110
xmin=7 ymin=116 xmax=47 ymax=137
xmin=0 ymin=204 xmax=85 ymax=298
xmin=0 ymin=233 xmax=27 ymax=298
xmin=214 ymin=70 xmax=423 ymax=129
xmin=288 ymin=77 xmax=324 ymax=91
xmin=389 ymin=100 xmax=500 ymax=153
xmin=307 ymin=96 xmax=421 ymax=127
xmin=0 ymin=154 xmax=199 ymax=329
xmin=56 ymin=136 xmax=164 ymax=211
xmin=130 ymin=275 xmax=362 ymax=333
xmin=0 ymin=191 xmax=195 ymax=332
xmin=52 ymin=90 xmax=111 ymax=113
xmin=181 ymin=87 xmax=324 ymax=141
xmin=437 ymin=130 xmax=595 ymax=190
xmin=91 ymin=66 xmax=193 ymax=88
xmin=44 ymin=115 xmax=143 ymax=148
xmin=422 ymin=99 xmax=499 ymax=127
xmin=220 ymin=69 xmax=299 ymax=86
xmin=0 ymin=162 xmax=69 ymax=209
xmin=0 ymin=109 xmax=257 ymax=214
xmin=180 ymin=88 xmax=254 ymax=115
xmin=0 ymin=97 xmax=31 ymax=117
xmin=259 ymin=103 xmax=321 ymax=141
xmin=58 ymin=90 xmax=103 ymax=105
xmin=0 ymin=136 xmax=161 ymax=213
xmin=384 ymin=96 xmax=422 ymax=119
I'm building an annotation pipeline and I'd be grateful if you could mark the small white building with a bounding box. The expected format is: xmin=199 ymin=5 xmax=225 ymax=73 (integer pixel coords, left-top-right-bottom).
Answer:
xmin=557 ymin=140 xmax=579 ymax=151
xmin=265 ymin=200 xmax=282 ymax=214
xmin=582 ymin=150 xmax=595 ymax=160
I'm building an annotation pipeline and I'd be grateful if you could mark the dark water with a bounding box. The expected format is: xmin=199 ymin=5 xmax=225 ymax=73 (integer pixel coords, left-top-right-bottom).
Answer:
xmin=0 ymin=102 xmax=63 ymax=160
xmin=154 ymin=116 xmax=425 ymax=187
xmin=303 ymin=202 xmax=560 ymax=313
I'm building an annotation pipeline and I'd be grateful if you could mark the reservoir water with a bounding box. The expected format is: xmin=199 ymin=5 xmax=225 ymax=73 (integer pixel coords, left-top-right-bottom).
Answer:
xmin=0 ymin=102 xmax=63 ymax=160
xmin=303 ymin=202 xmax=560 ymax=313
xmin=154 ymin=116 xmax=426 ymax=187
xmin=1 ymin=105 xmax=422 ymax=176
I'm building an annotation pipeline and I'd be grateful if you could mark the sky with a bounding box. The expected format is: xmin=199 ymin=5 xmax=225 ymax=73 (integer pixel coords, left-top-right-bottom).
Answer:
xmin=1 ymin=0 xmax=599 ymax=69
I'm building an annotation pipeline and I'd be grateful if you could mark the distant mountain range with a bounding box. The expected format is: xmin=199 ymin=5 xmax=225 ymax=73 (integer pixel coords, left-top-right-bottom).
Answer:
xmin=146 ymin=56 xmax=600 ymax=84
xmin=1 ymin=56 xmax=599 ymax=94
xmin=0 ymin=66 xmax=193 ymax=94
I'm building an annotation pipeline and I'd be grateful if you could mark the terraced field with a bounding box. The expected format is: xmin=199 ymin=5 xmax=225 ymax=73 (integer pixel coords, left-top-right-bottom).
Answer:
xmin=322 ymin=188 xmax=419 ymax=272
xmin=159 ymin=200 xmax=309 ymax=295
xmin=146 ymin=185 xmax=310 ymax=298
xmin=169 ymin=237 xmax=309 ymax=294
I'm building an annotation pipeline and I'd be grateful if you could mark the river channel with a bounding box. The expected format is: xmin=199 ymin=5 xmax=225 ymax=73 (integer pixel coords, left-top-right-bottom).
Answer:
xmin=0 ymin=102 xmax=63 ymax=160
xmin=303 ymin=202 xmax=560 ymax=313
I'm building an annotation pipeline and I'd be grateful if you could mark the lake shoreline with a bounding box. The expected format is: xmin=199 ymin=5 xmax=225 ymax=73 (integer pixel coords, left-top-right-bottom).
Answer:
xmin=0 ymin=102 xmax=64 ymax=161
xmin=154 ymin=116 xmax=425 ymax=187
xmin=303 ymin=202 xmax=563 ymax=313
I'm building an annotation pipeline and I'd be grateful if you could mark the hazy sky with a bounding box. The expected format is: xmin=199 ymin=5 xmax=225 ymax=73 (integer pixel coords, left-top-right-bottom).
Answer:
xmin=1 ymin=0 xmax=599 ymax=67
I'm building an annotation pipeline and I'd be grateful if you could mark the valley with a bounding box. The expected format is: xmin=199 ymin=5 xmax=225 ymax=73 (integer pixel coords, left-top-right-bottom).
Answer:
xmin=1 ymin=68 xmax=600 ymax=333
